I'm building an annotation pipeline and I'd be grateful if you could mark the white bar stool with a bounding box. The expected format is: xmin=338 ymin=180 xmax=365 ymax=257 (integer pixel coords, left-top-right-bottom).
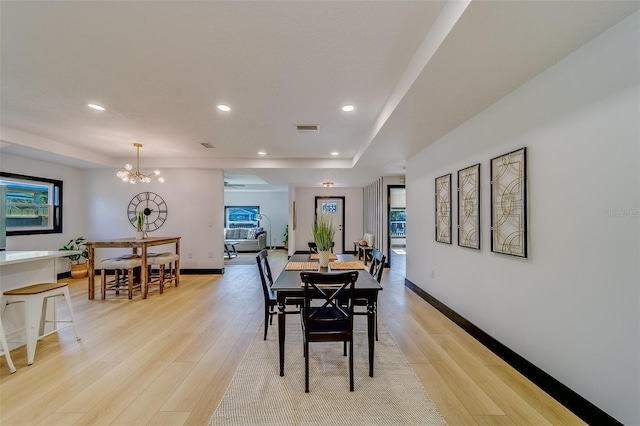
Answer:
xmin=0 ymin=316 xmax=17 ymax=373
xmin=1 ymin=282 xmax=81 ymax=366
xmin=147 ymin=252 xmax=179 ymax=294
xmin=100 ymin=256 xmax=143 ymax=300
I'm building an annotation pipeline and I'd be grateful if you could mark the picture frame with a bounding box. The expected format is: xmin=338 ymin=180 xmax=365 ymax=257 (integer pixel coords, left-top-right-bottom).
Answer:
xmin=490 ymin=147 xmax=528 ymax=257
xmin=435 ymin=173 xmax=452 ymax=244
xmin=292 ymin=201 xmax=297 ymax=231
xmin=457 ymin=163 xmax=480 ymax=250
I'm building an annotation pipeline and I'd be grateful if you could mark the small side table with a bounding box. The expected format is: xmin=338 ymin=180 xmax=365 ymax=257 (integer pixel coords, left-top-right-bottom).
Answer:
xmin=224 ymin=241 xmax=238 ymax=259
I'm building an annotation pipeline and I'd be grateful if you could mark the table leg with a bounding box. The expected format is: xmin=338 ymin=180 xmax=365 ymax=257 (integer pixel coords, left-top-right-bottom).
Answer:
xmin=87 ymin=246 xmax=95 ymax=300
xmin=278 ymin=299 xmax=286 ymax=376
xmin=141 ymin=245 xmax=148 ymax=299
xmin=175 ymin=239 xmax=180 ymax=287
xmin=367 ymin=300 xmax=376 ymax=377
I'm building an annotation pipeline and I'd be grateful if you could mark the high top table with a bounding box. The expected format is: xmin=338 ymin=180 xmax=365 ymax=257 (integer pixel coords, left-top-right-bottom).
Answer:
xmin=86 ymin=237 xmax=180 ymax=300
xmin=271 ymin=253 xmax=382 ymax=378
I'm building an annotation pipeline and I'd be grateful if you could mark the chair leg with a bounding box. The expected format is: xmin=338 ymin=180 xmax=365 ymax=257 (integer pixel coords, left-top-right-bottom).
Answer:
xmin=61 ymin=287 xmax=81 ymax=341
xmin=305 ymin=341 xmax=310 ymax=393
xmin=101 ymin=269 xmax=107 ymax=300
xmin=263 ymin=305 xmax=269 ymax=340
xmin=349 ymin=337 xmax=354 ymax=391
xmin=127 ymin=268 xmax=133 ymax=300
xmin=0 ymin=317 xmax=16 ymax=373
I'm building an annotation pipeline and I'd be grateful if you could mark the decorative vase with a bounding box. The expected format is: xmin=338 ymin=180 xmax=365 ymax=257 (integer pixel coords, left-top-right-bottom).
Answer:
xmin=318 ymin=250 xmax=331 ymax=268
xmin=70 ymin=262 xmax=88 ymax=279
xmin=136 ymin=231 xmax=146 ymax=240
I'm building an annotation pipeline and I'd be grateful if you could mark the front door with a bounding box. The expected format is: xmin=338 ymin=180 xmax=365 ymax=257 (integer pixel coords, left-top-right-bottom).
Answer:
xmin=315 ymin=196 xmax=344 ymax=253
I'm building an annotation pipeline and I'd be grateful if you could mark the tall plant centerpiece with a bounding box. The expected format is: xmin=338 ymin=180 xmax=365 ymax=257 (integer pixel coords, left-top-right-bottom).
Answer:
xmin=312 ymin=212 xmax=335 ymax=267
xmin=135 ymin=210 xmax=146 ymax=239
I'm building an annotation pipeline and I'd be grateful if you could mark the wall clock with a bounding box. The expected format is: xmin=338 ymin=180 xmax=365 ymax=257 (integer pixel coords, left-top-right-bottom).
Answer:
xmin=127 ymin=192 xmax=168 ymax=232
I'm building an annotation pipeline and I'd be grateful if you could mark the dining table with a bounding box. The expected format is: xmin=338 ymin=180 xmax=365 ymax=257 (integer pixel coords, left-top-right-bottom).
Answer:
xmin=86 ymin=236 xmax=181 ymax=300
xmin=270 ymin=253 xmax=383 ymax=378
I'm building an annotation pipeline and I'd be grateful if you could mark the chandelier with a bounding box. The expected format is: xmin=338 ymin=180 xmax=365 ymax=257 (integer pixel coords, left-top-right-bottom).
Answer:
xmin=116 ymin=143 xmax=164 ymax=184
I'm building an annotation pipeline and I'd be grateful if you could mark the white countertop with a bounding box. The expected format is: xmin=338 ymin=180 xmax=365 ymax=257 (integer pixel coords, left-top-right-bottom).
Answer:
xmin=0 ymin=250 xmax=80 ymax=266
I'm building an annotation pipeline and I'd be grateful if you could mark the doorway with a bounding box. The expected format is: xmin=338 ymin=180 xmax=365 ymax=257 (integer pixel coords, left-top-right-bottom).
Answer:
xmin=315 ymin=196 xmax=345 ymax=253
xmin=387 ymin=185 xmax=406 ymax=269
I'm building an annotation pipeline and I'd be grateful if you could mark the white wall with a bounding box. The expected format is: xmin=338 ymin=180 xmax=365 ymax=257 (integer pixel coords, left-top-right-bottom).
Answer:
xmin=293 ymin=187 xmax=363 ymax=253
xmin=86 ymin=168 xmax=225 ymax=269
xmin=224 ymin=190 xmax=289 ymax=247
xmin=406 ymin=13 xmax=639 ymax=425
xmin=2 ymin=153 xmax=88 ymax=273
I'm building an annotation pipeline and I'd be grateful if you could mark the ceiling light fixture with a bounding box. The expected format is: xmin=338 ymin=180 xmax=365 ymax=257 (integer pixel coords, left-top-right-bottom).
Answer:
xmin=258 ymin=151 xmax=266 ymax=156
xmin=342 ymin=105 xmax=354 ymax=112
xmin=331 ymin=151 xmax=339 ymax=156
xmin=116 ymin=143 xmax=164 ymax=184
xmin=322 ymin=182 xmax=334 ymax=188
xmin=217 ymin=104 xmax=231 ymax=112
xmin=87 ymin=103 xmax=105 ymax=111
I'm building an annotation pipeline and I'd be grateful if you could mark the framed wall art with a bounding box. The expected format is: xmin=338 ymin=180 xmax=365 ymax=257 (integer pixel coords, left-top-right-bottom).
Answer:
xmin=490 ymin=147 xmax=528 ymax=257
xmin=435 ymin=173 xmax=452 ymax=244
xmin=457 ymin=163 xmax=480 ymax=250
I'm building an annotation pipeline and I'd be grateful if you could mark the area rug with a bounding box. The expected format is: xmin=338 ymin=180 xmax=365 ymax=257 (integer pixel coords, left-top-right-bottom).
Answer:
xmin=209 ymin=319 xmax=446 ymax=425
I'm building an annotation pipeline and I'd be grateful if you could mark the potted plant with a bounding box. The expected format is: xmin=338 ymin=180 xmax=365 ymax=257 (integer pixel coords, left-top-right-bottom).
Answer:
xmin=60 ymin=236 xmax=89 ymax=278
xmin=312 ymin=212 xmax=335 ymax=267
xmin=283 ymin=224 xmax=289 ymax=249
xmin=135 ymin=210 xmax=146 ymax=239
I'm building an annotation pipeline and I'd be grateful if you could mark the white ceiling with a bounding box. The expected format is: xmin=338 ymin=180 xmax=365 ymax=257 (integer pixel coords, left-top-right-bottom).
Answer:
xmin=1 ymin=1 xmax=638 ymax=189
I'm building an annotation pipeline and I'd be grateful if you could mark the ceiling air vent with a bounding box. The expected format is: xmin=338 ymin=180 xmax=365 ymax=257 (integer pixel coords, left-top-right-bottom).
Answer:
xmin=200 ymin=143 xmax=214 ymax=149
xmin=296 ymin=125 xmax=319 ymax=133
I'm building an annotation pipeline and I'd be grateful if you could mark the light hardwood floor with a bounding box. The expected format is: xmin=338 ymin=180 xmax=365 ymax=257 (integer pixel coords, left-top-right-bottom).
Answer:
xmin=0 ymin=250 xmax=584 ymax=425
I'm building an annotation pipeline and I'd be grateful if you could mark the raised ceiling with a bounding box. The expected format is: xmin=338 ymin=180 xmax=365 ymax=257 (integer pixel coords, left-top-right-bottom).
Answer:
xmin=1 ymin=1 xmax=638 ymax=188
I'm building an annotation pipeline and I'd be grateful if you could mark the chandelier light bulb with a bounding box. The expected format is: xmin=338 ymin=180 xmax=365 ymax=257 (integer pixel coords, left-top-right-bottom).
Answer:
xmin=124 ymin=163 xmax=133 ymax=171
xmin=158 ymin=177 xmax=165 ymax=183
xmin=153 ymin=170 xmax=161 ymax=176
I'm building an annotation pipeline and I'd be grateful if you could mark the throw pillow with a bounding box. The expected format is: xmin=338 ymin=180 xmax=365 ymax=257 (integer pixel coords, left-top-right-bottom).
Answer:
xmin=247 ymin=229 xmax=257 ymax=239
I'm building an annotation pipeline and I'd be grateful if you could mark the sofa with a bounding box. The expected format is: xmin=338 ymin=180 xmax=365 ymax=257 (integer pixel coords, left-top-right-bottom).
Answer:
xmin=224 ymin=227 xmax=267 ymax=252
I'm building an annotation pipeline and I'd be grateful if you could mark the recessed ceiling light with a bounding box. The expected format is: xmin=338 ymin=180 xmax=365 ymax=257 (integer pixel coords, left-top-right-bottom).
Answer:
xmin=331 ymin=152 xmax=339 ymax=156
xmin=217 ymin=104 xmax=231 ymax=112
xmin=87 ymin=103 xmax=105 ymax=111
xmin=342 ymin=105 xmax=354 ymax=112
xmin=258 ymin=151 xmax=266 ymax=156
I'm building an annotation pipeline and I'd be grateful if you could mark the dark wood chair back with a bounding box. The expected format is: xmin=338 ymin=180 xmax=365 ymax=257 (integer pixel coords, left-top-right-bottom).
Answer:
xmin=308 ymin=241 xmax=335 ymax=253
xmin=300 ymin=271 xmax=358 ymax=392
xmin=369 ymin=249 xmax=385 ymax=283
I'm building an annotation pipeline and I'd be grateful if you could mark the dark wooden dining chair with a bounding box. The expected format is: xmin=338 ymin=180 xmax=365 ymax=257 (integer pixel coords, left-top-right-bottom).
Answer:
xmin=339 ymin=249 xmax=385 ymax=340
xmin=300 ymin=271 xmax=358 ymax=392
xmin=308 ymin=241 xmax=334 ymax=253
xmin=255 ymin=249 xmax=301 ymax=340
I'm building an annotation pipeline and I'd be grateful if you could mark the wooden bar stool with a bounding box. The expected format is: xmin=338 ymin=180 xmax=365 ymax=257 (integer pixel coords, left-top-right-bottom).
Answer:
xmin=0 ymin=316 xmax=17 ymax=373
xmin=147 ymin=252 xmax=179 ymax=294
xmin=100 ymin=256 xmax=142 ymax=300
xmin=1 ymin=282 xmax=81 ymax=366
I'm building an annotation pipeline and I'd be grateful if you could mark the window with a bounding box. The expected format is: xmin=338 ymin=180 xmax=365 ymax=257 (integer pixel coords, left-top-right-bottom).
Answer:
xmin=389 ymin=208 xmax=406 ymax=237
xmin=225 ymin=206 xmax=259 ymax=228
xmin=1 ymin=172 xmax=62 ymax=236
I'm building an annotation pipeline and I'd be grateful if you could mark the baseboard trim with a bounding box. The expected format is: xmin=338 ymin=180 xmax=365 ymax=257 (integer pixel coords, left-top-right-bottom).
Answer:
xmin=58 ymin=269 xmax=223 ymax=280
xmin=404 ymin=278 xmax=622 ymax=426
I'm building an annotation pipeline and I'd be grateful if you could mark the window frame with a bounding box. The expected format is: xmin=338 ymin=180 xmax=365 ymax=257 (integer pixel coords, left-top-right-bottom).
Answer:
xmin=224 ymin=205 xmax=260 ymax=228
xmin=1 ymin=172 xmax=63 ymax=236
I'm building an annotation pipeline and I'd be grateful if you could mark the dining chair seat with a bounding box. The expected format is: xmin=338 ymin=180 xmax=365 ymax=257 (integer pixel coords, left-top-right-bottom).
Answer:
xmin=147 ymin=252 xmax=180 ymax=294
xmin=100 ymin=256 xmax=142 ymax=300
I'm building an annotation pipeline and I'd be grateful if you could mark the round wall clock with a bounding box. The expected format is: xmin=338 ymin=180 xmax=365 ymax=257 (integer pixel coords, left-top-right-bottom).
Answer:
xmin=127 ymin=192 xmax=168 ymax=232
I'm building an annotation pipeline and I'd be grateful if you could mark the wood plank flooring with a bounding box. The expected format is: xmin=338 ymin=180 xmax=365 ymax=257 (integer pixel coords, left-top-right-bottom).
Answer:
xmin=0 ymin=250 xmax=584 ymax=425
